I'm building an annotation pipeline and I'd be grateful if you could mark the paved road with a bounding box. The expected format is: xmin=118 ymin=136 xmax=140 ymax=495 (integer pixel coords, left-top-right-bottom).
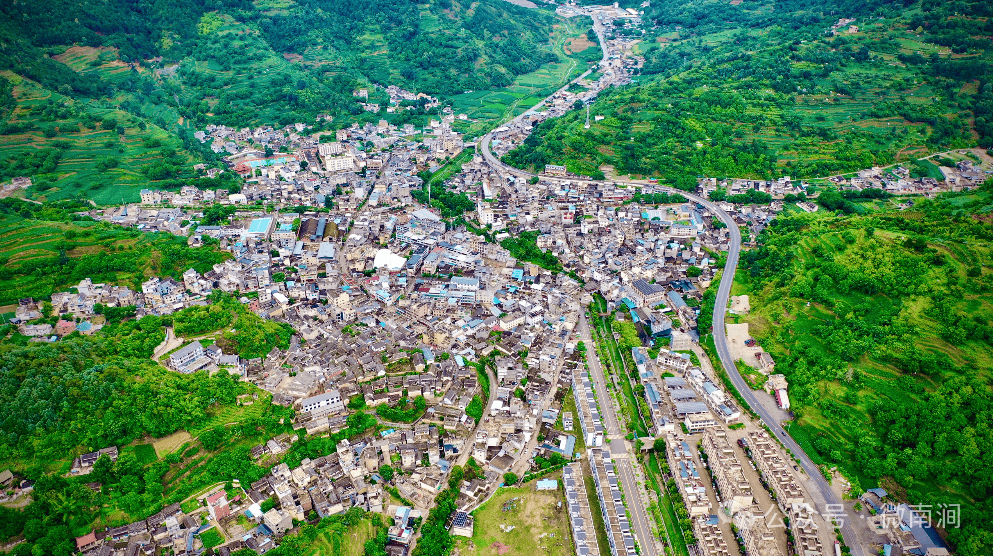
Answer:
xmin=480 ymin=117 xmax=866 ymax=556
xmin=577 ymin=311 xmax=658 ymax=556
xmin=617 ymin=459 xmax=659 ymax=556
xmin=577 ymin=312 xmax=622 ymax=436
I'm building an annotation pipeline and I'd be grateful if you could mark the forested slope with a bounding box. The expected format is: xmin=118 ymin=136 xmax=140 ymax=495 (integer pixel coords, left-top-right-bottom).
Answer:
xmin=736 ymin=182 xmax=993 ymax=555
xmin=0 ymin=199 xmax=230 ymax=304
xmin=0 ymin=0 xmax=576 ymax=202
xmin=504 ymin=0 xmax=993 ymax=184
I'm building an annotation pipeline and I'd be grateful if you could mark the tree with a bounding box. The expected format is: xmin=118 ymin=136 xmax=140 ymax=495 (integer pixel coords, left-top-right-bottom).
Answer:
xmin=653 ymin=438 xmax=666 ymax=452
xmin=379 ymin=465 xmax=395 ymax=482
xmin=686 ymin=266 xmax=702 ymax=278
xmin=90 ymin=454 xmax=114 ymax=484
xmin=503 ymin=472 xmax=518 ymax=485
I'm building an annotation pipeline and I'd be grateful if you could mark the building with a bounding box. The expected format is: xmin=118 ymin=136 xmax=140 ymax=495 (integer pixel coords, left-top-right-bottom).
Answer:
xmin=544 ymin=164 xmax=567 ymax=176
xmin=747 ymin=431 xmax=804 ymax=511
xmin=206 ymin=491 xmax=231 ymax=520
xmin=300 ymin=390 xmax=345 ymax=418
xmin=263 ymin=508 xmax=292 ymax=536
xmin=536 ymin=479 xmax=557 ymax=491
xmin=733 ymin=504 xmax=784 ymax=556
xmin=630 ymin=279 xmax=666 ymax=307
xmin=701 ymin=429 xmax=752 ymax=513
xmin=694 ymin=515 xmax=733 ymax=556
xmin=563 ymin=463 xmax=601 ymax=556
xmin=323 ymin=154 xmax=356 ymax=173
xmin=170 ymin=341 xmax=206 ymax=372
xmin=246 ymin=217 xmax=275 ymax=240
xmin=448 ymin=511 xmax=474 ymax=538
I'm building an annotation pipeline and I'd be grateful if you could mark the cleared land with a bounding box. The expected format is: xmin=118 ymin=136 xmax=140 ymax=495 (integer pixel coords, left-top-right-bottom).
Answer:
xmin=463 ymin=484 xmax=571 ymax=556
xmin=153 ymin=430 xmax=194 ymax=458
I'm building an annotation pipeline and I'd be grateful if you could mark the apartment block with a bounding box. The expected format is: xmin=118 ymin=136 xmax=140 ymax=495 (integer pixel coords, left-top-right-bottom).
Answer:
xmin=563 ymin=463 xmax=602 ymax=556
xmin=733 ymin=504 xmax=784 ymax=556
xmin=701 ymin=429 xmax=753 ymax=513
xmin=747 ymin=431 xmax=805 ymax=510
xmin=694 ymin=515 xmax=734 ymax=556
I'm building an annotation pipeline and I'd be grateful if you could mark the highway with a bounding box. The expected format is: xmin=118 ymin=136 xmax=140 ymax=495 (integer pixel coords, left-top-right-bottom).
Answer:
xmin=479 ymin=109 xmax=866 ymax=556
xmin=473 ymin=8 xmax=866 ymax=556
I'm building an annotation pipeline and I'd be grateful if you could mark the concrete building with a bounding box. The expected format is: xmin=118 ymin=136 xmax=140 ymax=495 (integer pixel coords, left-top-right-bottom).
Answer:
xmin=694 ymin=515 xmax=733 ymax=556
xmin=701 ymin=429 xmax=753 ymax=513
xmin=263 ymin=508 xmax=292 ymax=536
xmin=299 ymin=390 xmax=345 ymax=418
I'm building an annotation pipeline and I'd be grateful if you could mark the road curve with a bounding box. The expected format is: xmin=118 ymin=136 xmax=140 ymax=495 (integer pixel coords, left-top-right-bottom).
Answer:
xmin=474 ymin=8 xmax=864 ymax=555
xmin=478 ymin=137 xmax=865 ymax=556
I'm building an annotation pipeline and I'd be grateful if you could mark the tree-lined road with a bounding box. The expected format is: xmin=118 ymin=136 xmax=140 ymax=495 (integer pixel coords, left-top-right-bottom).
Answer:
xmin=475 ymin=7 xmax=865 ymax=556
xmin=479 ymin=131 xmax=865 ymax=556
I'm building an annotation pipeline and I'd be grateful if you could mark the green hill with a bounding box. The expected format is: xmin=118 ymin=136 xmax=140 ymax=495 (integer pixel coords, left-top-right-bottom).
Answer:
xmin=0 ymin=0 xmax=593 ymax=204
xmin=735 ymin=184 xmax=993 ymax=555
xmin=503 ymin=0 xmax=993 ymax=184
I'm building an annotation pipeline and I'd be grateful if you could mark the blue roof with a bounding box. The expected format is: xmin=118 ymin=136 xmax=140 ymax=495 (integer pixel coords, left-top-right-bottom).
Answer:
xmin=536 ymin=479 xmax=557 ymax=489
xmin=248 ymin=218 xmax=272 ymax=234
xmin=646 ymin=384 xmax=659 ymax=404
xmin=511 ymin=269 xmax=524 ymax=280
xmin=667 ymin=291 xmax=687 ymax=309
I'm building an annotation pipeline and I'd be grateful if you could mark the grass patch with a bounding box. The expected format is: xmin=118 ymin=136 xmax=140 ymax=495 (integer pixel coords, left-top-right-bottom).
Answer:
xmin=735 ymin=359 xmax=769 ymax=390
xmin=130 ymin=444 xmax=158 ymax=465
xmin=467 ymin=483 xmax=571 ymax=556
xmin=153 ymin=430 xmax=193 ymax=458
xmin=199 ymin=528 xmax=224 ymax=549
xmin=583 ymin=472 xmax=611 ymax=555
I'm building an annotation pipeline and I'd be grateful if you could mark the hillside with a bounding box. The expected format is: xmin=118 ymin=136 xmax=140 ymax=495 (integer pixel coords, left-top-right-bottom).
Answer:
xmin=504 ymin=0 xmax=993 ymax=184
xmin=0 ymin=199 xmax=231 ymax=305
xmin=0 ymin=0 xmax=592 ymax=204
xmin=734 ymin=183 xmax=993 ymax=555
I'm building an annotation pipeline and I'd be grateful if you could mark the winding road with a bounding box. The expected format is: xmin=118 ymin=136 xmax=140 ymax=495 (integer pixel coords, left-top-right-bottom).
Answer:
xmin=477 ymin=107 xmax=866 ymax=556
xmin=469 ymin=6 xmax=866 ymax=554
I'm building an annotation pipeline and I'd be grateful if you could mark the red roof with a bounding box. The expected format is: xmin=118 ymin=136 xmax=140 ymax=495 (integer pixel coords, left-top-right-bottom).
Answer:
xmin=207 ymin=491 xmax=226 ymax=504
xmin=75 ymin=532 xmax=96 ymax=549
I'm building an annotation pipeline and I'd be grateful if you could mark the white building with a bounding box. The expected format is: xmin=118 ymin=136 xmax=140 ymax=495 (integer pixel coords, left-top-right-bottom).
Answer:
xmin=300 ymin=390 xmax=345 ymax=418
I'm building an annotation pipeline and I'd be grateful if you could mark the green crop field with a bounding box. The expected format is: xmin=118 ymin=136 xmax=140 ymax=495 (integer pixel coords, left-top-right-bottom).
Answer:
xmin=450 ymin=17 xmax=600 ymax=135
xmin=735 ymin=187 xmax=993 ymax=553
xmin=505 ymin=0 xmax=990 ymax=186
xmin=0 ymin=71 xmax=196 ymax=204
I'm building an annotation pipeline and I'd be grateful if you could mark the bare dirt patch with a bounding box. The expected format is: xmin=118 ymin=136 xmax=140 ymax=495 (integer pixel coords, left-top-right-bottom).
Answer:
xmin=498 ymin=0 xmax=537 ymax=8
xmin=153 ymin=430 xmax=193 ymax=458
xmin=726 ymin=323 xmax=764 ymax=369
xmin=729 ymin=295 xmax=750 ymax=314
xmin=564 ymin=35 xmax=596 ymax=54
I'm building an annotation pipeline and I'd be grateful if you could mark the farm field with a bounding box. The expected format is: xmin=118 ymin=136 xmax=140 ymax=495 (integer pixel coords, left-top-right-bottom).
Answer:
xmin=0 ymin=71 xmax=197 ymax=205
xmin=307 ymin=519 xmax=375 ymax=556
xmin=505 ymin=0 xmax=988 ymax=184
xmin=450 ymin=18 xmax=599 ymax=135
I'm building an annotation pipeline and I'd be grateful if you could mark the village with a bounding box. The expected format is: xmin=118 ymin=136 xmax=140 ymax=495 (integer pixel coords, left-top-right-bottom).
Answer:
xmin=1 ymin=5 xmax=970 ymax=556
